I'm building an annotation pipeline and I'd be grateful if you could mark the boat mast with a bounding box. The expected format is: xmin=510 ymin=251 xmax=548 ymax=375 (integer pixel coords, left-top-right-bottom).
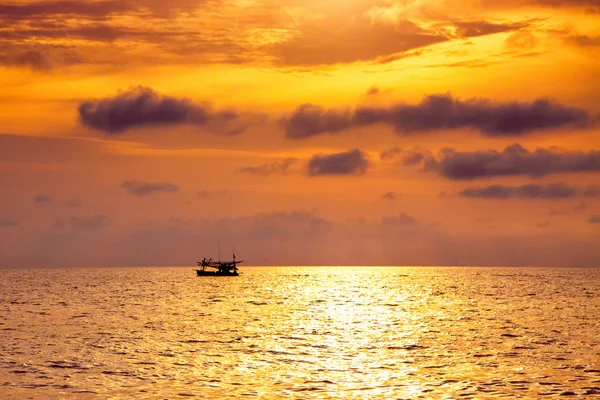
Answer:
xmin=218 ymin=239 xmax=221 ymax=263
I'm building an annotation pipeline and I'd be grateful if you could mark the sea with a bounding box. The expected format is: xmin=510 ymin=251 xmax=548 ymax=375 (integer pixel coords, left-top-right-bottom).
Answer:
xmin=1 ymin=266 xmax=599 ymax=399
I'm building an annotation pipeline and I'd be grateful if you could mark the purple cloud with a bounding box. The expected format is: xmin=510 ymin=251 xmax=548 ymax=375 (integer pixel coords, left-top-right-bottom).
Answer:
xmin=394 ymin=144 xmax=600 ymax=180
xmin=459 ymin=183 xmax=579 ymax=199
xmin=283 ymin=94 xmax=590 ymax=139
xmin=34 ymin=194 xmax=53 ymax=204
xmin=121 ymin=181 xmax=179 ymax=197
xmin=70 ymin=214 xmax=113 ymax=230
xmin=383 ymin=192 xmax=399 ymax=200
xmin=307 ymin=149 xmax=369 ymax=176
xmin=237 ymin=158 xmax=298 ymax=177
xmin=0 ymin=219 xmax=19 ymax=228
xmin=78 ymin=86 xmax=242 ymax=134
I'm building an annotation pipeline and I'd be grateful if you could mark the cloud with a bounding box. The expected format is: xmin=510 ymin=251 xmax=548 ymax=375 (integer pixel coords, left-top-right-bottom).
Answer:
xmin=283 ymin=104 xmax=353 ymax=139
xmin=451 ymin=20 xmax=529 ymax=38
xmin=380 ymin=146 xmax=436 ymax=169
xmin=459 ymin=183 xmax=580 ymax=199
xmin=505 ymin=31 xmax=538 ymax=50
xmin=565 ymin=35 xmax=600 ymax=47
xmin=400 ymin=144 xmax=600 ymax=180
xmin=0 ymin=50 xmax=52 ymax=70
xmin=0 ymin=1 xmax=132 ymax=21
xmin=196 ymin=189 xmax=227 ymax=198
xmin=383 ymin=192 xmax=399 ymax=200
xmin=64 ymin=198 xmax=83 ymax=208
xmin=121 ymin=181 xmax=179 ymax=197
xmin=482 ymin=0 xmax=600 ymax=12
xmin=70 ymin=214 xmax=113 ymax=230
xmin=534 ymin=0 xmax=600 ymax=12
xmin=307 ymin=149 xmax=369 ymax=176
xmin=584 ymin=186 xmax=600 ymax=197
xmin=54 ymin=218 xmax=67 ymax=229
xmin=237 ymin=158 xmax=298 ymax=177
xmin=269 ymin=18 xmax=448 ymax=66
xmin=382 ymin=213 xmax=418 ymax=227
xmin=78 ymin=86 xmax=243 ymax=134
xmin=283 ymin=94 xmax=590 ymax=139
xmin=0 ymin=219 xmax=19 ymax=228
xmin=34 ymin=194 xmax=53 ymax=204
xmin=589 ymin=215 xmax=600 ymax=224
xmin=361 ymin=95 xmax=590 ymax=136
xmin=268 ymin=8 xmax=531 ymax=67
xmin=365 ymin=87 xmax=381 ymax=96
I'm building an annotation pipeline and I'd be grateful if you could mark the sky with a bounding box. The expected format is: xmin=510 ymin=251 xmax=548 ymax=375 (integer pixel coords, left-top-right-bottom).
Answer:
xmin=1 ymin=0 xmax=599 ymax=267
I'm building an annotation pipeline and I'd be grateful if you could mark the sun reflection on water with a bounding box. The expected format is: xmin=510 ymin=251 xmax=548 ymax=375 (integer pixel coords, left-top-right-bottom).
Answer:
xmin=1 ymin=266 xmax=599 ymax=398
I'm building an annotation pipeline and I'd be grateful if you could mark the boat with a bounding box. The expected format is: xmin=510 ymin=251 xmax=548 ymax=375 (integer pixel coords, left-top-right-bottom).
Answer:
xmin=195 ymin=252 xmax=243 ymax=276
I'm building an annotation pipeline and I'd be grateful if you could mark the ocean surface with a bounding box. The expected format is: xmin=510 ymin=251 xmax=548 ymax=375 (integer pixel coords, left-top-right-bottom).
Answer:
xmin=1 ymin=266 xmax=599 ymax=399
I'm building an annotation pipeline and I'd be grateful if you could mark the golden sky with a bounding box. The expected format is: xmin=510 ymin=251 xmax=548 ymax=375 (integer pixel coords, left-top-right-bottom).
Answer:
xmin=1 ymin=0 xmax=599 ymax=267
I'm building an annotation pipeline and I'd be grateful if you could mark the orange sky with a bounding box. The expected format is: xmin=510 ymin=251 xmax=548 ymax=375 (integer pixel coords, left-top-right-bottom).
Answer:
xmin=1 ymin=0 xmax=599 ymax=267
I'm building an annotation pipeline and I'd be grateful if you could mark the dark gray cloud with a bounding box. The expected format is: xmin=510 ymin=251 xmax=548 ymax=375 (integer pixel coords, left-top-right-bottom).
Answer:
xmin=70 ymin=214 xmax=113 ymax=230
xmin=394 ymin=144 xmax=600 ymax=180
xmin=589 ymin=215 xmax=600 ymax=224
xmin=78 ymin=86 xmax=242 ymax=134
xmin=459 ymin=182 xmax=580 ymax=199
xmin=34 ymin=194 xmax=53 ymax=204
xmin=433 ymin=144 xmax=600 ymax=180
xmin=362 ymin=94 xmax=590 ymax=136
xmin=121 ymin=181 xmax=179 ymax=197
xmin=237 ymin=158 xmax=298 ymax=177
xmin=284 ymin=104 xmax=352 ymax=139
xmin=0 ymin=219 xmax=19 ymax=228
xmin=283 ymin=94 xmax=590 ymax=139
xmin=307 ymin=149 xmax=369 ymax=176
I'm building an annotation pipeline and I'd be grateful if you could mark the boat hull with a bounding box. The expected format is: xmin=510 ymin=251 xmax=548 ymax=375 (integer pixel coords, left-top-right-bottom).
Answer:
xmin=196 ymin=269 xmax=239 ymax=277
